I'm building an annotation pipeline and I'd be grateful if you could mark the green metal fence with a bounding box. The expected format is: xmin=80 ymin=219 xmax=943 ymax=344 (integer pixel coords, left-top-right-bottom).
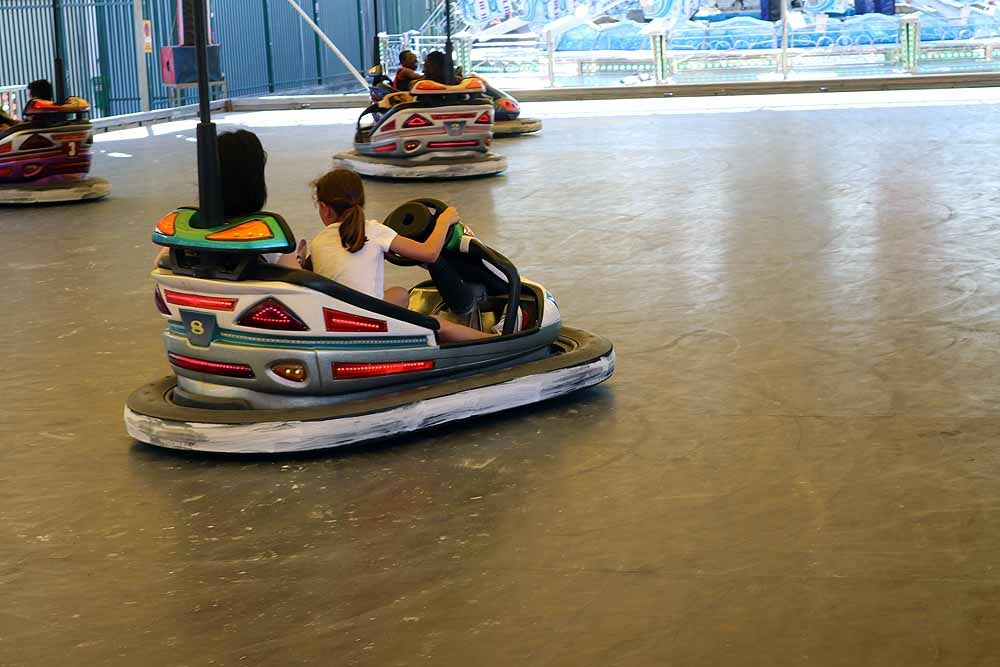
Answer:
xmin=0 ymin=0 xmax=429 ymax=117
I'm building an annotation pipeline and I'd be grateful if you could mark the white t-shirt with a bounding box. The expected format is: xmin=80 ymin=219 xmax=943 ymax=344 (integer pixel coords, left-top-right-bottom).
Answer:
xmin=309 ymin=219 xmax=398 ymax=297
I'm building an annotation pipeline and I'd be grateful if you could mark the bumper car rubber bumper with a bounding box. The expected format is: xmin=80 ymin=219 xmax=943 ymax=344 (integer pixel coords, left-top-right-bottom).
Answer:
xmin=125 ymin=327 xmax=614 ymax=454
xmin=493 ymin=118 xmax=542 ymax=137
xmin=0 ymin=177 xmax=111 ymax=205
xmin=332 ymin=150 xmax=507 ymax=180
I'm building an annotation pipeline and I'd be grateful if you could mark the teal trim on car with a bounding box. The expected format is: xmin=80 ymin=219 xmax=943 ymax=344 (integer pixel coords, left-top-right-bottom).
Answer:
xmin=167 ymin=322 xmax=429 ymax=350
xmin=153 ymin=207 xmax=296 ymax=254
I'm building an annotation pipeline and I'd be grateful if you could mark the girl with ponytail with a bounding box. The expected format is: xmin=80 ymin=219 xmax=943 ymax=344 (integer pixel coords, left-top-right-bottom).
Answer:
xmin=307 ymin=169 xmax=492 ymax=342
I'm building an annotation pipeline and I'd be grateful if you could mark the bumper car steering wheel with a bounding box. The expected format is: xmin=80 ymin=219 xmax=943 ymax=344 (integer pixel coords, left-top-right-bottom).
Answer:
xmin=383 ymin=198 xmax=502 ymax=319
xmin=383 ymin=198 xmax=454 ymax=267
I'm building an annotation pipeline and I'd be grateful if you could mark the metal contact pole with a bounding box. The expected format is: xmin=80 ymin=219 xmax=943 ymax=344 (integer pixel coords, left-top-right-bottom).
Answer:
xmin=779 ymin=0 xmax=789 ymax=78
xmin=133 ymin=0 xmax=151 ymax=111
xmin=193 ymin=0 xmax=223 ymax=227
xmin=371 ymin=0 xmax=381 ymax=67
xmin=52 ymin=0 xmax=67 ymax=103
xmin=444 ymin=0 xmax=455 ymax=82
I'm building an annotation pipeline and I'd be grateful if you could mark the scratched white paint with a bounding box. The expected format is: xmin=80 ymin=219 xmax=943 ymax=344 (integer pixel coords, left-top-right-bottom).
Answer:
xmin=0 ymin=177 xmax=110 ymax=204
xmin=125 ymin=351 xmax=614 ymax=454
xmin=332 ymin=151 xmax=507 ymax=179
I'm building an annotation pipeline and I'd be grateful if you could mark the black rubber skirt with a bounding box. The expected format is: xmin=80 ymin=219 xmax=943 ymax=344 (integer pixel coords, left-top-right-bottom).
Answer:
xmin=125 ymin=327 xmax=614 ymax=454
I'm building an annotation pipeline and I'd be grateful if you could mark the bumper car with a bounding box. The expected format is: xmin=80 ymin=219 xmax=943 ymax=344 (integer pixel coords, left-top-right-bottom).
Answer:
xmin=125 ymin=199 xmax=614 ymax=454
xmin=477 ymin=78 xmax=542 ymax=137
xmin=333 ymin=78 xmax=507 ymax=179
xmin=0 ymin=97 xmax=110 ymax=205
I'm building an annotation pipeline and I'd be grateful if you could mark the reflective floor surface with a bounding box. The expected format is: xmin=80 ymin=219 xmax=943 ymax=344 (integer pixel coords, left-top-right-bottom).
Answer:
xmin=4 ymin=91 xmax=1000 ymax=665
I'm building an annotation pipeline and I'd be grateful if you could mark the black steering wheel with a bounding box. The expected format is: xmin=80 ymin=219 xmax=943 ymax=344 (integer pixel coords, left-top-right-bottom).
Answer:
xmin=381 ymin=198 xmax=522 ymax=333
xmin=383 ymin=198 xmax=449 ymax=267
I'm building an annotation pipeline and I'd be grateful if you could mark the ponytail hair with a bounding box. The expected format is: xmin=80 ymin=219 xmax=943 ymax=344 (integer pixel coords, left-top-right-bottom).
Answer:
xmin=313 ymin=169 xmax=367 ymax=253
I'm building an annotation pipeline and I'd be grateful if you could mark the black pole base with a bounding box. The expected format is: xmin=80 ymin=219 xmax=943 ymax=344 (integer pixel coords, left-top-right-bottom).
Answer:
xmin=194 ymin=121 xmax=223 ymax=229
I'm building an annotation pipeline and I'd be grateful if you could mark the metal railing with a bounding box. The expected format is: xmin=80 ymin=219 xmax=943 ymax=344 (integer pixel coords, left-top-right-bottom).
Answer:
xmin=0 ymin=84 xmax=25 ymax=120
xmin=378 ymin=32 xmax=474 ymax=74
xmin=388 ymin=6 xmax=1000 ymax=88
xmin=652 ymin=13 xmax=1000 ymax=82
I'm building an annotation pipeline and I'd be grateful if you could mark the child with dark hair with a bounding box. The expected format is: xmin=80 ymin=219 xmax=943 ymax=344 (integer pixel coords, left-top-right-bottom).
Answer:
xmin=421 ymin=51 xmax=449 ymax=84
xmin=154 ymin=129 xmax=299 ymax=267
xmin=307 ymin=168 xmax=492 ymax=342
xmin=18 ymin=79 xmax=56 ymax=122
xmin=28 ymin=79 xmax=54 ymax=101
xmin=393 ymin=50 xmax=422 ymax=91
xmin=218 ymin=129 xmax=268 ymax=218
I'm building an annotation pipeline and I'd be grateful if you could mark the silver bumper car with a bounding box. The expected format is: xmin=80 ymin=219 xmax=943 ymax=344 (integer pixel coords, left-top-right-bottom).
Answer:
xmin=126 ymin=199 xmax=614 ymax=454
xmin=0 ymin=97 xmax=110 ymax=205
xmin=333 ymin=78 xmax=507 ymax=179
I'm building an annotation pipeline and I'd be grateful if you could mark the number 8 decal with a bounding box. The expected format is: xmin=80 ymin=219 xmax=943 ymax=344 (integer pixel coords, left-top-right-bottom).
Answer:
xmin=190 ymin=320 xmax=205 ymax=335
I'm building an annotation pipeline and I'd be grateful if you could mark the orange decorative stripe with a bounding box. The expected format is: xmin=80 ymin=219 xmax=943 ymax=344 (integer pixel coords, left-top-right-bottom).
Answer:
xmin=206 ymin=220 xmax=274 ymax=241
xmin=412 ymin=80 xmax=447 ymax=92
xmin=155 ymin=212 xmax=177 ymax=236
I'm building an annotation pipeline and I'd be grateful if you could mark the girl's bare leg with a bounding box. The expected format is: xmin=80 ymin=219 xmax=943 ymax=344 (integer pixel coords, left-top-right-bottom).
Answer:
xmin=382 ymin=288 xmax=492 ymax=341
xmin=433 ymin=316 xmax=493 ymax=342
xmin=384 ymin=286 xmax=410 ymax=308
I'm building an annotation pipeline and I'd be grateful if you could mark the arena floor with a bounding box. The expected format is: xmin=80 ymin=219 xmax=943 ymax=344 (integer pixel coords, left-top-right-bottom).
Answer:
xmin=4 ymin=90 xmax=1000 ymax=665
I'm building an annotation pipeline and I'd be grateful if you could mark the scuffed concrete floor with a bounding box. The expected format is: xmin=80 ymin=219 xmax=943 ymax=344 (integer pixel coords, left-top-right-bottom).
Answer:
xmin=4 ymin=91 xmax=1000 ymax=665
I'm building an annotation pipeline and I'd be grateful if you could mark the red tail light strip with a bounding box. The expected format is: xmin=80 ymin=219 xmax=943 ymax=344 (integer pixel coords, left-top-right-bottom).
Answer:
xmin=163 ymin=290 xmax=238 ymax=311
xmin=427 ymin=140 xmax=480 ymax=148
xmin=430 ymin=112 xmax=476 ymax=120
xmin=323 ymin=308 xmax=388 ymax=332
xmin=332 ymin=360 xmax=434 ymax=380
xmin=168 ymin=353 xmax=255 ymax=379
xmin=49 ymin=162 xmax=92 ymax=175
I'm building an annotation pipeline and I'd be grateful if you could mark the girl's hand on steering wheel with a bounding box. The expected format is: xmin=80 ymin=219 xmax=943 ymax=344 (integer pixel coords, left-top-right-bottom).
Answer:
xmin=437 ymin=206 xmax=460 ymax=228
